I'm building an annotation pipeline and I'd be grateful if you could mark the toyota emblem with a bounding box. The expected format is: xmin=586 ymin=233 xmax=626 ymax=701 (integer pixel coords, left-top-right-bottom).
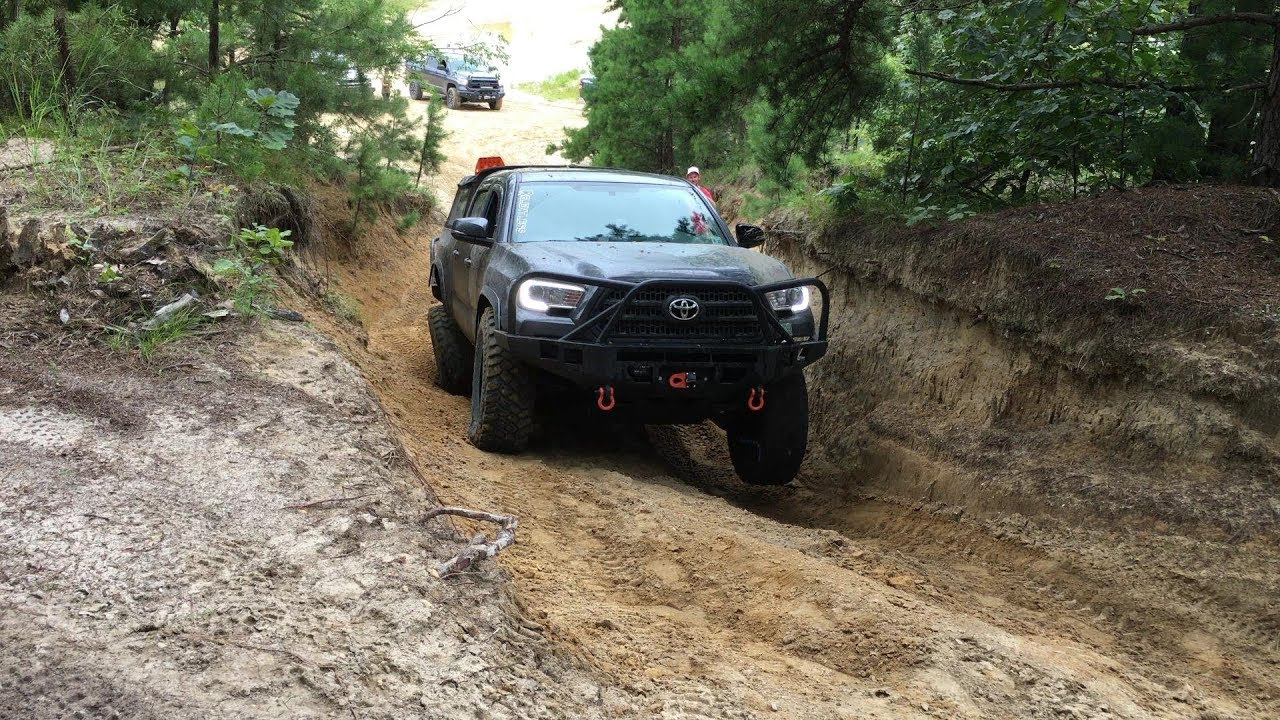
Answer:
xmin=668 ymin=296 xmax=700 ymax=321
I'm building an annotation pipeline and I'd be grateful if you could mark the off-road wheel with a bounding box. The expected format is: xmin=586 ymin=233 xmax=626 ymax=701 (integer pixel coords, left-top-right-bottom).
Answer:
xmin=489 ymin=98 xmax=503 ymax=111
xmin=445 ymin=86 xmax=460 ymax=109
xmin=724 ymin=373 xmax=809 ymax=485
xmin=409 ymin=80 xmax=422 ymax=100
xmin=467 ymin=307 xmax=535 ymax=453
xmin=428 ymin=305 xmax=472 ymax=395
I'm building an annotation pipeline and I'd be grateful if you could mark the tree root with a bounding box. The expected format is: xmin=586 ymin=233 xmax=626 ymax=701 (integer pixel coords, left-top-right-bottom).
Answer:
xmin=423 ymin=506 xmax=518 ymax=578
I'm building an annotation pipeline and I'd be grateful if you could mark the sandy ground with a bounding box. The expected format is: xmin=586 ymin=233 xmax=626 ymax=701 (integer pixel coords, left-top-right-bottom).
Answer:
xmin=297 ymin=94 xmax=1280 ymax=719
xmin=400 ymin=88 xmax=586 ymax=204
xmin=0 ymin=300 xmax=619 ymax=719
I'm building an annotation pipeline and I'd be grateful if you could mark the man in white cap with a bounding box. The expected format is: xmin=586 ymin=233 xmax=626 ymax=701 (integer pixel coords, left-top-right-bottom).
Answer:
xmin=686 ymin=166 xmax=715 ymax=204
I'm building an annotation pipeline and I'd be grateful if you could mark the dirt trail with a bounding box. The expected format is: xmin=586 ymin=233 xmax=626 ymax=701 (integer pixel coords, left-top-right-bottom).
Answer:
xmin=306 ymin=94 xmax=1280 ymax=718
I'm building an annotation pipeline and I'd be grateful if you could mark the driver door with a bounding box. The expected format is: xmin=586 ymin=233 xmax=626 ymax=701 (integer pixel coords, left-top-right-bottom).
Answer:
xmin=453 ymin=180 xmax=502 ymax=334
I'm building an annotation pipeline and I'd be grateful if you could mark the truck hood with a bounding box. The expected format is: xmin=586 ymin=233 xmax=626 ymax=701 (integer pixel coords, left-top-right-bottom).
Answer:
xmin=513 ymin=242 xmax=794 ymax=286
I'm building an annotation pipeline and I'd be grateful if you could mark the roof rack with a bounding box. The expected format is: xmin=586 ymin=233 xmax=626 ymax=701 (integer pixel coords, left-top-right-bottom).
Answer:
xmin=457 ymin=164 xmax=604 ymax=187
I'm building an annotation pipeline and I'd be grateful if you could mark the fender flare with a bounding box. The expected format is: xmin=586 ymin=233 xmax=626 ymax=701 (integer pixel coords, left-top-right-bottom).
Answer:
xmin=476 ymin=288 xmax=503 ymax=332
xmin=429 ymin=263 xmax=444 ymax=302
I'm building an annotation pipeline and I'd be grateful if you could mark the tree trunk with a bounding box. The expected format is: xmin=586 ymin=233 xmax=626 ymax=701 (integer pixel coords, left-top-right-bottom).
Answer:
xmin=1249 ymin=28 xmax=1280 ymax=186
xmin=160 ymin=15 xmax=181 ymax=104
xmin=209 ymin=0 xmax=220 ymax=74
xmin=54 ymin=1 xmax=77 ymax=105
xmin=661 ymin=7 xmax=682 ymax=173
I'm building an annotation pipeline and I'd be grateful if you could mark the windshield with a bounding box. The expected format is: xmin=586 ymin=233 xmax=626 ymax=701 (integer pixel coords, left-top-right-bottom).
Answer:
xmin=512 ymin=181 xmax=728 ymax=245
xmin=445 ymin=57 xmax=489 ymax=73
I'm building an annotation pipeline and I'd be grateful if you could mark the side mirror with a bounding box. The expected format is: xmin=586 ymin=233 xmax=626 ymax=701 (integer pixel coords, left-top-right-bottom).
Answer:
xmin=451 ymin=217 xmax=493 ymax=246
xmin=735 ymin=223 xmax=767 ymax=249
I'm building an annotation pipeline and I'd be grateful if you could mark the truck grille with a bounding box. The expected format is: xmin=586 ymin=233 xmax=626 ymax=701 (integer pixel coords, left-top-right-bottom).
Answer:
xmin=594 ymin=284 xmax=763 ymax=342
xmin=467 ymin=78 xmax=499 ymax=90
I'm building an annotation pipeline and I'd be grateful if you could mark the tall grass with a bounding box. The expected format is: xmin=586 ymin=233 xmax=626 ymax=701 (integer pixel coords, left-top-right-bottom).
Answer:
xmin=517 ymin=69 xmax=584 ymax=103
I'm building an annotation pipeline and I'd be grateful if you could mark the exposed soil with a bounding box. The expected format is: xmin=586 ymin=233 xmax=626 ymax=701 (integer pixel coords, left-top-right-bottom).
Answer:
xmin=288 ymin=94 xmax=1280 ymax=718
xmin=781 ymin=186 xmax=1280 ymax=374
xmin=766 ymin=187 xmax=1280 ymax=539
xmin=0 ymin=296 xmax=628 ymax=719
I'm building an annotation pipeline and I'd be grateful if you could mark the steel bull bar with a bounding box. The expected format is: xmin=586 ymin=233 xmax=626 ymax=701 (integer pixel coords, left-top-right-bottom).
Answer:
xmin=497 ymin=272 xmax=830 ymax=412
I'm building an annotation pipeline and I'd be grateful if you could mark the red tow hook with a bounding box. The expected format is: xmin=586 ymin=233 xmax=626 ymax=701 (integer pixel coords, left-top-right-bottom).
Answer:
xmin=596 ymin=386 xmax=616 ymax=412
xmin=668 ymin=372 xmax=689 ymax=390
xmin=747 ymin=387 xmax=766 ymax=412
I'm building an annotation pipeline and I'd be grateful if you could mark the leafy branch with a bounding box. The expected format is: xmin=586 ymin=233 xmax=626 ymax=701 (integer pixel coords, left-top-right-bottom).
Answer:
xmin=904 ymin=69 xmax=1263 ymax=94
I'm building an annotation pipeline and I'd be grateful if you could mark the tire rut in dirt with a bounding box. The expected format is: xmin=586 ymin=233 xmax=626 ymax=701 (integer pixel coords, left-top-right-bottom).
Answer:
xmin=760 ymin=493 xmax=1280 ymax=705
xmin=642 ymin=423 xmax=1280 ymax=707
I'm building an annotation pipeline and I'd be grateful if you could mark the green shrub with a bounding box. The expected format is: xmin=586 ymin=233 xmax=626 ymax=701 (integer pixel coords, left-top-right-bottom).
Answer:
xmin=0 ymin=5 xmax=164 ymax=133
xmin=518 ymin=69 xmax=583 ymax=103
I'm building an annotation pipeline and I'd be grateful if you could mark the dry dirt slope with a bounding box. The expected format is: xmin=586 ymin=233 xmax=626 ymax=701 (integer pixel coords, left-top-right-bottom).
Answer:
xmin=293 ymin=93 xmax=1280 ymax=719
xmin=0 ymin=300 xmax=622 ymax=718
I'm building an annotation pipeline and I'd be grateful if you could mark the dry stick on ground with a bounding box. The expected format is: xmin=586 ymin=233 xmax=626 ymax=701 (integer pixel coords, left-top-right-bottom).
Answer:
xmin=281 ymin=493 xmax=376 ymax=511
xmin=422 ymin=506 xmax=519 ymax=578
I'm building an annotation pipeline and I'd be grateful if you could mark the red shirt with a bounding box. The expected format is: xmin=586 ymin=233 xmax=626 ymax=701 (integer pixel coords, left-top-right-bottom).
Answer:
xmin=696 ymin=184 xmax=715 ymax=203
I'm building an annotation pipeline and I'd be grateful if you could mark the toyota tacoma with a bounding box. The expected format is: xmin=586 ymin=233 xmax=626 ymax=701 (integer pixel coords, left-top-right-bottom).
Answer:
xmin=428 ymin=159 xmax=829 ymax=485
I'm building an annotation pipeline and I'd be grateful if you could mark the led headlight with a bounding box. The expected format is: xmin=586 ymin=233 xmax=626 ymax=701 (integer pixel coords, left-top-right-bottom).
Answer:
xmin=765 ymin=286 xmax=810 ymax=313
xmin=517 ymin=279 xmax=585 ymax=313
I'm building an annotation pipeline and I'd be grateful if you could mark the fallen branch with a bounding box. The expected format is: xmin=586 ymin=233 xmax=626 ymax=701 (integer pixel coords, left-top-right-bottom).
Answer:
xmin=906 ymin=68 xmax=1215 ymax=93
xmin=281 ymin=493 xmax=375 ymax=510
xmin=422 ymin=506 xmax=518 ymax=578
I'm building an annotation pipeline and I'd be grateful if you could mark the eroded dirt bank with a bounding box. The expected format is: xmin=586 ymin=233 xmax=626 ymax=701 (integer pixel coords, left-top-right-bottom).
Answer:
xmin=296 ymin=95 xmax=1280 ymax=718
xmin=0 ymin=300 xmax=618 ymax=718
xmin=766 ymin=189 xmax=1280 ymax=539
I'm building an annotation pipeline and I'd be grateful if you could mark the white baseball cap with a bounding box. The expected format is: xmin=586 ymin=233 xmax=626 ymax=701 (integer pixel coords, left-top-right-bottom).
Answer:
xmin=686 ymin=166 xmax=700 ymax=175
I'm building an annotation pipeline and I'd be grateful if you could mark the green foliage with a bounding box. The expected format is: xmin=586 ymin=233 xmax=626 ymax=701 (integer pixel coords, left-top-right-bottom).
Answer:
xmin=97 ymin=264 xmax=123 ymax=283
xmin=212 ymin=256 xmax=277 ymax=317
xmin=323 ymin=290 xmax=362 ymax=324
xmin=568 ymin=0 xmax=1279 ymax=225
xmin=235 ymin=224 xmax=294 ymax=264
xmin=1 ymin=0 xmax=460 ymax=220
xmin=847 ymin=0 xmax=1277 ymax=213
xmin=212 ymin=224 xmax=292 ymax=316
xmin=0 ymin=4 xmax=164 ymax=133
xmin=518 ymin=69 xmax=584 ymax=103
xmin=561 ymin=0 xmax=893 ymax=180
xmin=398 ymin=210 xmax=421 ymax=232
xmin=107 ymin=307 xmax=208 ymax=361
xmin=67 ymin=233 xmax=97 ymax=263
xmin=415 ymin=89 xmax=448 ymax=185
xmin=1105 ymin=287 xmax=1147 ymax=303
xmin=346 ymin=95 xmax=422 ymax=232
xmin=174 ymin=78 xmax=300 ymax=181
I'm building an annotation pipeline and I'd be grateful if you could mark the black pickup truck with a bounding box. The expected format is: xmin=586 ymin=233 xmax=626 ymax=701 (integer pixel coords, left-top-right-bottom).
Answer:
xmin=428 ymin=161 xmax=829 ymax=485
xmin=405 ymin=55 xmax=504 ymax=110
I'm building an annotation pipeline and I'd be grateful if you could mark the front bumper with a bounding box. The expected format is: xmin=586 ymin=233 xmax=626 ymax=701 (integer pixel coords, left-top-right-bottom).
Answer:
xmin=459 ymin=87 xmax=504 ymax=102
xmin=497 ymin=273 xmax=829 ymax=402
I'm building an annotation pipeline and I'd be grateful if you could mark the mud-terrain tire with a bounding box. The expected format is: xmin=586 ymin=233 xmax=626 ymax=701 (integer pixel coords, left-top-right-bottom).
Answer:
xmin=489 ymin=98 xmax=503 ymax=111
xmin=409 ymin=80 xmax=422 ymax=100
xmin=428 ymin=305 xmax=473 ymax=395
xmin=445 ymin=86 xmax=460 ymax=109
xmin=467 ymin=307 xmax=535 ymax=453
xmin=725 ymin=374 xmax=809 ymax=485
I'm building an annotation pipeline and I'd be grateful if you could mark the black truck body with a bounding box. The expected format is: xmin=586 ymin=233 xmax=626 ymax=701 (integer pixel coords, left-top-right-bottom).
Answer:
xmin=428 ymin=164 xmax=829 ymax=484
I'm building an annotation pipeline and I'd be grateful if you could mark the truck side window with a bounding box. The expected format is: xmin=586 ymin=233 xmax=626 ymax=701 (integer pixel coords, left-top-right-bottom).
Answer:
xmin=447 ymin=186 xmax=474 ymax=223
xmin=482 ymin=188 xmax=503 ymax=238
xmin=468 ymin=187 xmax=493 ymax=218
